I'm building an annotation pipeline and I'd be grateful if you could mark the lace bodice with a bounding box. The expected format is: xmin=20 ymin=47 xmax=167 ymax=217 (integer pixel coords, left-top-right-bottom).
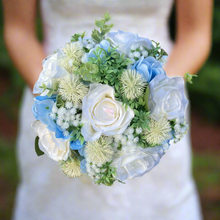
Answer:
xmin=40 ymin=0 xmax=174 ymax=54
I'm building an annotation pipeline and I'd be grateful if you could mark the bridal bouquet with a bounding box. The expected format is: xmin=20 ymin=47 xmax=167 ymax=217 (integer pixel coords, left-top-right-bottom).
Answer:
xmin=32 ymin=13 xmax=191 ymax=186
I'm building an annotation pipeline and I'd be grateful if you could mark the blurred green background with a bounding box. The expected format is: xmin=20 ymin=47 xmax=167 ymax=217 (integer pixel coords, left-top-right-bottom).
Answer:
xmin=0 ymin=1 xmax=220 ymax=220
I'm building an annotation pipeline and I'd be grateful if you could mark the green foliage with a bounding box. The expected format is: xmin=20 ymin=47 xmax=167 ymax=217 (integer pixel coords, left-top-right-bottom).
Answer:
xmin=56 ymin=94 xmax=65 ymax=108
xmin=69 ymin=123 xmax=85 ymax=145
xmin=35 ymin=136 xmax=44 ymax=156
xmin=91 ymin=12 xmax=114 ymax=43
xmin=95 ymin=161 xmax=117 ymax=186
xmin=144 ymin=40 xmax=167 ymax=60
xmin=71 ymin=31 xmax=86 ymax=42
xmin=184 ymin=72 xmax=198 ymax=84
xmin=75 ymin=62 xmax=99 ymax=83
xmin=88 ymin=47 xmax=131 ymax=86
xmin=131 ymin=110 xmax=150 ymax=130
xmin=39 ymin=81 xmax=59 ymax=96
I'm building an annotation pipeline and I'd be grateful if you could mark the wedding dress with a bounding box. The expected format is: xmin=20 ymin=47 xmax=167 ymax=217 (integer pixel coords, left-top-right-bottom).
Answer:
xmin=13 ymin=0 xmax=202 ymax=219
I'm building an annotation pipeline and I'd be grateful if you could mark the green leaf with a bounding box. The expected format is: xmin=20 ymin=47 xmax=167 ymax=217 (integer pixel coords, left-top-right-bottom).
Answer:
xmin=35 ymin=136 xmax=44 ymax=156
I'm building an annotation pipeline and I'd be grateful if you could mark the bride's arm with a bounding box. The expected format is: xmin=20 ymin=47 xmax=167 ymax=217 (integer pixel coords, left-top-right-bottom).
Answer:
xmin=164 ymin=0 xmax=213 ymax=77
xmin=3 ymin=0 xmax=45 ymax=90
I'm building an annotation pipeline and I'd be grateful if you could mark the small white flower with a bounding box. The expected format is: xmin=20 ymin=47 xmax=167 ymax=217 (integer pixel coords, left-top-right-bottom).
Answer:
xmin=128 ymin=134 xmax=134 ymax=141
xmin=86 ymin=44 xmax=93 ymax=50
xmin=70 ymin=115 xmax=75 ymax=121
xmin=70 ymin=108 xmax=77 ymax=115
xmin=61 ymin=122 xmax=69 ymax=130
xmin=52 ymin=103 xmax=58 ymax=113
xmin=65 ymin=101 xmax=73 ymax=109
xmin=63 ymin=130 xmax=70 ymax=137
xmin=95 ymin=168 xmax=100 ymax=173
xmin=133 ymin=137 xmax=139 ymax=143
xmin=130 ymin=43 xmax=138 ymax=50
xmin=92 ymin=164 xmax=97 ymax=170
xmin=127 ymin=127 xmax=134 ymax=135
xmin=174 ymin=124 xmax=181 ymax=132
xmin=56 ymin=118 xmax=63 ymax=126
xmin=133 ymin=51 xmax=141 ymax=58
xmin=82 ymin=39 xmax=88 ymax=46
xmin=50 ymin=113 xmax=57 ymax=120
xmin=139 ymin=46 xmax=145 ymax=51
xmin=126 ymin=141 xmax=133 ymax=146
xmin=58 ymin=107 xmax=66 ymax=116
xmin=142 ymin=50 xmax=149 ymax=57
xmin=121 ymin=137 xmax=127 ymax=146
xmin=128 ymin=52 xmax=134 ymax=59
xmin=179 ymin=117 xmax=185 ymax=124
xmin=72 ymin=120 xmax=79 ymax=127
xmin=136 ymin=127 xmax=143 ymax=134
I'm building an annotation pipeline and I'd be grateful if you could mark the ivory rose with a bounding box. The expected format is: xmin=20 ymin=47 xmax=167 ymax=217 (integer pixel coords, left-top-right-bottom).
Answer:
xmin=148 ymin=74 xmax=188 ymax=121
xmin=81 ymin=84 xmax=134 ymax=141
xmin=112 ymin=146 xmax=164 ymax=181
xmin=32 ymin=121 xmax=70 ymax=161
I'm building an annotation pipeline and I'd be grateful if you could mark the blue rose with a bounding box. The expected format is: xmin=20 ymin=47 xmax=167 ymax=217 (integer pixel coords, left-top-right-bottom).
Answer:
xmin=32 ymin=95 xmax=56 ymax=125
xmin=106 ymin=30 xmax=152 ymax=55
xmin=70 ymin=140 xmax=85 ymax=150
xmin=132 ymin=56 xmax=166 ymax=82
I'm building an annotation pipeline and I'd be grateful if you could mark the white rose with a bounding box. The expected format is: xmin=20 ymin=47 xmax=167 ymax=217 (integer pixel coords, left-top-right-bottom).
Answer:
xmin=33 ymin=53 xmax=68 ymax=95
xmin=81 ymin=84 xmax=134 ymax=141
xmin=106 ymin=30 xmax=152 ymax=55
xmin=112 ymin=146 xmax=164 ymax=181
xmin=32 ymin=121 xmax=70 ymax=161
xmin=148 ymin=74 xmax=188 ymax=121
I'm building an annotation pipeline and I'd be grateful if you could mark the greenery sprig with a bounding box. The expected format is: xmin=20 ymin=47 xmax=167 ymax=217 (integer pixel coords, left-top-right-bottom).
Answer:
xmin=95 ymin=161 xmax=117 ymax=186
xmin=69 ymin=123 xmax=85 ymax=145
xmin=143 ymin=40 xmax=168 ymax=60
xmin=184 ymin=72 xmax=198 ymax=84
xmin=91 ymin=12 xmax=113 ymax=43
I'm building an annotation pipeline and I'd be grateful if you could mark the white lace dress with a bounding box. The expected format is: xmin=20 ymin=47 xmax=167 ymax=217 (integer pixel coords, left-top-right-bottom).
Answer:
xmin=13 ymin=0 xmax=202 ymax=219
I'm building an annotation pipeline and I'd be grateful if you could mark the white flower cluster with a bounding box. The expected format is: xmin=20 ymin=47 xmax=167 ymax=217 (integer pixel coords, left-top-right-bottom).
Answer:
xmin=50 ymin=102 xmax=82 ymax=137
xmin=86 ymin=163 xmax=105 ymax=180
xmin=112 ymin=127 xmax=140 ymax=150
xmin=81 ymin=38 xmax=96 ymax=51
xmin=128 ymin=43 xmax=149 ymax=63
xmin=173 ymin=117 xmax=189 ymax=143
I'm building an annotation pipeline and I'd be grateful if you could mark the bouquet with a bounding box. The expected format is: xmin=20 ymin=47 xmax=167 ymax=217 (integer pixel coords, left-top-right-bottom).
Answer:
xmin=32 ymin=13 xmax=193 ymax=186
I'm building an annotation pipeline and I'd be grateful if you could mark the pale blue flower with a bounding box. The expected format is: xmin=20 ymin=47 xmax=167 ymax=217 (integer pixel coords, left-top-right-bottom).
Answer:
xmin=132 ymin=56 xmax=165 ymax=82
xmin=80 ymin=159 xmax=87 ymax=173
xmin=32 ymin=95 xmax=56 ymax=125
xmin=106 ymin=30 xmax=152 ymax=55
xmin=70 ymin=140 xmax=85 ymax=150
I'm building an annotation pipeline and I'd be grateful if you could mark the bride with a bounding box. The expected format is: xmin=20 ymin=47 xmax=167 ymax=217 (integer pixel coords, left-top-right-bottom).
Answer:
xmin=3 ymin=0 xmax=212 ymax=219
